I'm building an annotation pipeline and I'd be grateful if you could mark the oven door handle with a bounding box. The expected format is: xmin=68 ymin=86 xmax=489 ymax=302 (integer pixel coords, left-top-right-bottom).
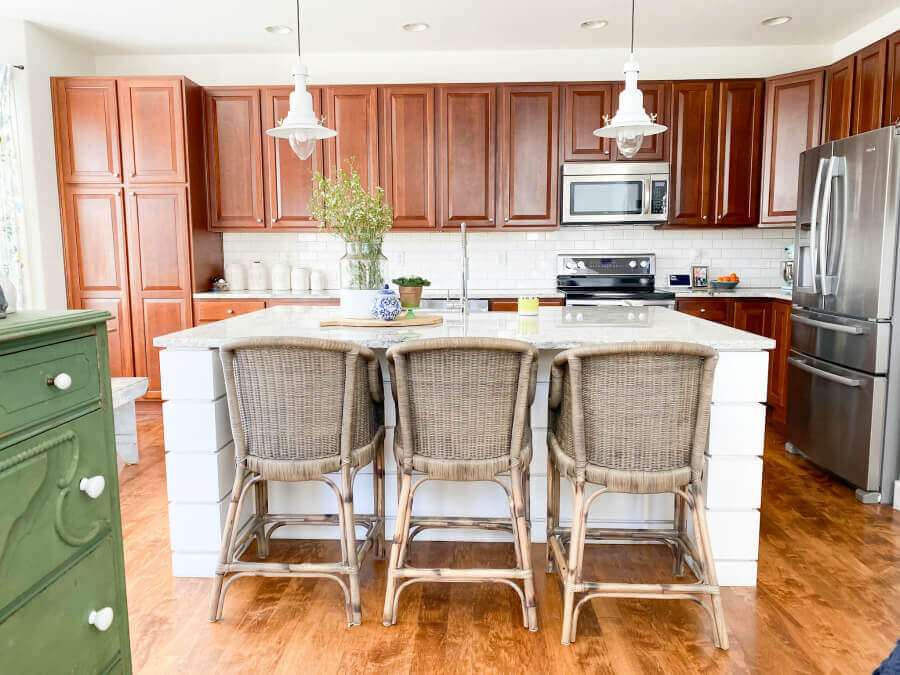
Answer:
xmin=787 ymin=357 xmax=863 ymax=388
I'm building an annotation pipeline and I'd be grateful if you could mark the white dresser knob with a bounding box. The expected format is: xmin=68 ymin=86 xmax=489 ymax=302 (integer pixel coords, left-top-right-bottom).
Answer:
xmin=79 ymin=475 xmax=106 ymax=499
xmin=48 ymin=372 xmax=73 ymax=390
xmin=88 ymin=607 xmax=114 ymax=632
xmin=227 ymin=309 xmax=234 ymax=314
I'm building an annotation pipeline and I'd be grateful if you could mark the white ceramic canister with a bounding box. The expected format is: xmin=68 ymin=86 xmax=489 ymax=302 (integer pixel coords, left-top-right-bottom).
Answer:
xmin=309 ymin=270 xmax=325 ymax=291
xmin=247 ymin=261 xmax=269 ymax=291
xmin=291 ymin=267 xmax=310 ymax=291
xmin=224 ymin=263 xmax=246 ymax=291
xmin=271 ymin=263 xmax=291 ymax=291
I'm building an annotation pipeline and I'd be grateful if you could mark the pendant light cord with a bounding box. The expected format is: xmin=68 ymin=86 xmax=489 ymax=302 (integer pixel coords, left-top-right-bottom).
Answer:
xmin=630 ymin=0 xmax=635 ymax=54
xmin=296 ymin=0 xmax=302 ymax=59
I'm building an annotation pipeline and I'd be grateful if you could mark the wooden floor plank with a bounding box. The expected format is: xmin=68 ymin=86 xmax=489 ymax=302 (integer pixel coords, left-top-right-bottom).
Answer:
xmin=122 ymin=405 xmax=900 ymax=673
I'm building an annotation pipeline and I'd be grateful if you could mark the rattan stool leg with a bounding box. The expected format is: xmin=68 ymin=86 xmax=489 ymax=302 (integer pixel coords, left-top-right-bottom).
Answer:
xmin=339 ymin=466 xmax=362 ymax=626
xmin=383 ymin=471 xmax=412 ymax=626
xmin=374 ymin=444 xmax=386 ymax=560
xmin=511 ymin=465 xmax=538 ymax=631
xmin=672 ymin=491 xmax=687 ymax=577
xmin=254 ymin=480 xmax=269 ymax=559
xmin=691 ymin=487 xmax=729 ymax=650
xmin=561 ymin=481 xmax=585 ymax=644
xmin=209 ymin=467 xmax=247 ymax=622
xmin=546 ymin=454 xmax=560 ymax=574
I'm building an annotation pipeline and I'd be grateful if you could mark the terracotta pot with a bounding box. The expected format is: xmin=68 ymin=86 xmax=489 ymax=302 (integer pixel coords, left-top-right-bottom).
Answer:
xmin=397 ymin=285 xmax=424 ymax=308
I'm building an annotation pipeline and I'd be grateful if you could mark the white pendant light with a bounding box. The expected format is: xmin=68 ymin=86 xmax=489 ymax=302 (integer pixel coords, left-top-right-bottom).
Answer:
xmin=593 ymin=0 xmax=666 ymax=158
xmin=266 ymin=0 xmax=336 ymax=160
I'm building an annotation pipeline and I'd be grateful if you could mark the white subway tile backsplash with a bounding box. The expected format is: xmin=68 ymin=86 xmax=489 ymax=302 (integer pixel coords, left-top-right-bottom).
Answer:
xmin=222 ymin=226 xmax=795 ymax=290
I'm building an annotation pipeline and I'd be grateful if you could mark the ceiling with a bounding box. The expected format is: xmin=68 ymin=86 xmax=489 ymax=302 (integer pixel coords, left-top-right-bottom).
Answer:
xmin=2 ymin=0 xmax=896 ymax=55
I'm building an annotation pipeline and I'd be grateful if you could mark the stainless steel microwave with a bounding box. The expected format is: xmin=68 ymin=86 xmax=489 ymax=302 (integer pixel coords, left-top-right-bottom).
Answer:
xmin=561 ymin=162 xmax=669 ymax=225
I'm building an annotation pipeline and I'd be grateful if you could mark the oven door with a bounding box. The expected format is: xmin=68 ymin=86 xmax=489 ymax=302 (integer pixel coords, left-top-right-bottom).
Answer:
xmin=561 ymin=173 xmax=667 ymax=224
xmin=564 ymin=298 xmax=675 ymax=308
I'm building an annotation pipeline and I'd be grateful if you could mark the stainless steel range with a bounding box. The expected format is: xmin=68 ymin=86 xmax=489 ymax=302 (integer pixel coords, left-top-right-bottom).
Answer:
xmin=556 ymin=253 xmax=676 ymax=307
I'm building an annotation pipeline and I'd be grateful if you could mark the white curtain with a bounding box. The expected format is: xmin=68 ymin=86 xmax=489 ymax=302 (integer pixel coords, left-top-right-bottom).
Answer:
xmin=0 ymin=64 xmax=26 ymax=309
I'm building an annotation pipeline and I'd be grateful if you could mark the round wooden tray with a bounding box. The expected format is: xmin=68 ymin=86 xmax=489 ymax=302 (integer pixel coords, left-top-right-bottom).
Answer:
xmin=319 ymin=313 xmax=444 ymax=328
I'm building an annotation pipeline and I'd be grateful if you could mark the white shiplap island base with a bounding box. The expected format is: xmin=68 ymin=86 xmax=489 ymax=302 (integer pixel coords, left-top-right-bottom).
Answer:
xmin=155 ymin=306 xmax=774 ymax=586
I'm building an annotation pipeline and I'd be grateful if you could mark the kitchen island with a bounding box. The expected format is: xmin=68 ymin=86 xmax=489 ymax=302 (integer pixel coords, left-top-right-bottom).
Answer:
xmin=155 ymin=306 xmax=773 ymax=586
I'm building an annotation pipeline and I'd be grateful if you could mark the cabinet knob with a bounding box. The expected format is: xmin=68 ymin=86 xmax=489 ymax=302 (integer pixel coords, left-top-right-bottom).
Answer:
xmin=129 ymin=191 xmax=136 ymax=196
xmin=79 ymin=475 xmax=106 ymax=499
xmin=256 ymin=218 xmax=263 ymax=223
xmin=718 ymin=213 xmax=723 ymax=220
xmin=700 ymin=308 xmax=706 ymax=313
xmin=271 ymin=218 xmax=276 ymax=223
xmin=489 ymin=218 xmax=494 ymax=223
xmin=129 ymin=171 xmax=135 ymax=177
xmin=88 ymin=607 xmax=114 ymax=632
xmin=227 ymin=309 xmax=234 ymax=314
xmin=504 ymin=217 xmax=509 ymax=222
xmin=47 ymin=372 xmax=72 ymax=390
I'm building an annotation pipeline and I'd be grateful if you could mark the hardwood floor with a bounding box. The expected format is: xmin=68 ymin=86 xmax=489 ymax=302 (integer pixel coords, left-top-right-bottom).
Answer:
xmin=121 ymin=404 xmax=900 ymax=673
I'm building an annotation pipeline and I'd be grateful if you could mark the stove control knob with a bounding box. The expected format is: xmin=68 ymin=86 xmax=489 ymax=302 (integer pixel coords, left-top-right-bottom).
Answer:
xmin=629 ymin=260 xmax=637 ymax=268
xmin=640 ymin=260 xmax=648 ymax=268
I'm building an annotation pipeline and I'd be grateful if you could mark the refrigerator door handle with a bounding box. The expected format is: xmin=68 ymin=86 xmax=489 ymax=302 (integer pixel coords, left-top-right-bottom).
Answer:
xmin=788 ymin=357 xmax=863 ymax=388
xmin=790 ymin=313 xmax=866 ymax=334
xmin=818 ymin=156 xmax=837 ymax=294
xmin=807 ymin=157 xmax=828 ymax=293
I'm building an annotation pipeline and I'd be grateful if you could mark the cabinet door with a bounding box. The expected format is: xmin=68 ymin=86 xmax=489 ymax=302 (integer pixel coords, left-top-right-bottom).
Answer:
xmin=498 ymin=85 xmax=559 ymax=228
xmin=768 ymin=300 xmax=791 ymax=415
xmin=668 ymin=81 xmax=716 ymax=226
xmin=612 ymin=81 xmax=670 ymax=161
xmin=714 ymin=80 xmax=763 ymax=226
xmin=118 ymin=77 xmax=186 ymax=183
xmin=733 ymin=300 xmax=771 ymax=336
xmin=885 ymin=31 xmax=900 ymax=125
xmin=60 ymin=186 xmax=134 ymax=378
xmin=261 ymin=86 xmax=324 ymax=229
xmin=204 ymin=88 xmax=265 ymax=229
xmin=124 ymin=187 xmax=192 ymax=398
xmin=324 ymin=87 xmax=379 ymax=191
xmin=823 ymin=56 xmax=855 ymax=142
xmin=562 ymin=84 xmax=613 ymax=161
xmin=852 ymin=40 xmax=888 ymax=135
xmin=51 ymin=78 xmax=121 ymax=183
xmin=760 ymin=70 xmax=824 ymax=226
xmin=437 ymin=86 xmax=497 ymax=229
xmin=380 ymin=86 xmax=436 ymax=229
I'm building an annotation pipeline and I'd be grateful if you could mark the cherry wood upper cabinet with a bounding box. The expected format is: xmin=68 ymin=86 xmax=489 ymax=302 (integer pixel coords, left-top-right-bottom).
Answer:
xmin=437 ymin=86 xmax=497 ymax=229
xmin=562 ymin=84 xmax=613 ymax=161
xmin=118 ymin=78 xmax=186 ymax=183
xmin=852 ymin=40 xmax=888 ymax=135
xmin=611 ymin=81 xmax=670 ymax=161
xmin=124 ymin=186 xmax=192 ymax=398
xmin=823 ymin=56 xmax=855 ymax=142
xmin=324 ymin=86 xmax=379 ymax=191
xmin=60 ymin=185 xmax=133 ymax=378
xmin=668 ymin=81 xmax=716 ymax=226
xmin=760 ymin=70 xmax=824 ymax=226
xmin=261 ymin=86 xmax=324 ymax=230
xmin=379 ymin=86 xmax=436 ymax=229
xmin=714 ymin=80 xmax=763 ymax=226
xmin=885 ymin=31 xmax=900 ymax=125
xmin=498 ymin=85 xmax=559 ymax=228
xmin=204 ymin=88 xmax=265 ymax=230
xmin=51 ymin=78 xmax=121 ymax=183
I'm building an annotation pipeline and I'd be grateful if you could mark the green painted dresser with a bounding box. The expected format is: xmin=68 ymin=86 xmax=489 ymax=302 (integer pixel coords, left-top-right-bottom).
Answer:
xmin=0 ymin=311 xmax=131 ymax=673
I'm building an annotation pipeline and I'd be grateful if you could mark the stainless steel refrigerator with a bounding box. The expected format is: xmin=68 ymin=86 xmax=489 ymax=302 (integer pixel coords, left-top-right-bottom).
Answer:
xmin=787 ymin=125 xmax=900 ymax=504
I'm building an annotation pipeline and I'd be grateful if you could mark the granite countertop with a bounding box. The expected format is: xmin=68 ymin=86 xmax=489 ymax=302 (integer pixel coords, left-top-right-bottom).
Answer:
xmin=154 ymin=305 xmax=774 ymax=352
xmin=193 ymin=288 xmax=564 ymax=300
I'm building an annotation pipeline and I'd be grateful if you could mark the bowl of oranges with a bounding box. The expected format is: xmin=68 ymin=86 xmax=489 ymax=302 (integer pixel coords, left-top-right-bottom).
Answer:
xmin=711 ymin=273 xmax=740 ymax=289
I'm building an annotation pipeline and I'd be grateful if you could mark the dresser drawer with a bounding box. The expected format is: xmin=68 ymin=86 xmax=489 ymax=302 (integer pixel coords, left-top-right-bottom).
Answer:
xmin=0 ymin=538 xmax=124 ymax=674
xmin=676 ymin=299 xmax=733 ymax=324
xmin=194 ymin=300 xmax=266 ymax=324
xmin=0 ymin=336 xmax=101 ymax=443
xmin=0 ymin=410 xmax=114 ymax=613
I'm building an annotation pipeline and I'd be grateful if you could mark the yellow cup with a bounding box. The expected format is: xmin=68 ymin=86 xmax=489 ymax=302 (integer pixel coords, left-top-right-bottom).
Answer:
xmin=517 ymin=297 xmax=539 ymax=315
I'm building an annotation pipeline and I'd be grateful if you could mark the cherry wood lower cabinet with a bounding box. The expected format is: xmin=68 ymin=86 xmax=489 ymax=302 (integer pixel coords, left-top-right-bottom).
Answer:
xmin=852 ymin=40 xmax=888 ymax=135
xmin=759 ymin=69 xmax=824 ymax=226
xmin=487 ymin=297 xmax=564 ymax=312
xmin=676 ymin=297 xmax=791 ymax=422
xmin=193 ymin=297 xmax=339 ymax=326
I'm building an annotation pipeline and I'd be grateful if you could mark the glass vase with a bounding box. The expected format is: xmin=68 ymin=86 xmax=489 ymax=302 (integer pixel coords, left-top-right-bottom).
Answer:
xmin=339 ymin=241 xmax=388 ymax=318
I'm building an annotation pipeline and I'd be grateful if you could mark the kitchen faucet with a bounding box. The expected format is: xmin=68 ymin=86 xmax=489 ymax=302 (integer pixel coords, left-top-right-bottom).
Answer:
xmin=445 ymin=222 xmax=468 ymax=313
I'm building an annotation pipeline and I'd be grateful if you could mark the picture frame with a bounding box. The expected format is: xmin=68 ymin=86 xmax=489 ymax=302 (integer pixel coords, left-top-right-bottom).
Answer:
xmin=691 ymin=265 xmax=709 ymax=289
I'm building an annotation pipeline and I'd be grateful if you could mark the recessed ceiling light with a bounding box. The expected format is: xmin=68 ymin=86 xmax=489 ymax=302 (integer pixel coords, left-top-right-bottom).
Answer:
xmin=402 ymin=22 xmax=430 ymax=32
xmin=265 ymin=25 xmax=293 ymax=34
xmin=580 ymin=19 xmax=609 ymax=30
xmin=761 ymin=16 xmax=792 ymax=27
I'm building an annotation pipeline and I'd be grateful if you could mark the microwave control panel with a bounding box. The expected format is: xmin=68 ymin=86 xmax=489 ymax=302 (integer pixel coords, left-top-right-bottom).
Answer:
xmin=650 ymin=180 xmax=668 ymax=215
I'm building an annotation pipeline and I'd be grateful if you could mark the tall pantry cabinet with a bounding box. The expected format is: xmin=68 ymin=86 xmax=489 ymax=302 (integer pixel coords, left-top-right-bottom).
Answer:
xmin=52 ymin=76 xmax=222 ymax=398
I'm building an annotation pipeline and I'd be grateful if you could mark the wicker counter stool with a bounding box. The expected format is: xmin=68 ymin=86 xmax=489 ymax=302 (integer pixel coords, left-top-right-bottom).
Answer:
xmin=382 ymin=337 xmax=539 ymax=631
xmin=546 ymin=341 xmax=728 ymax=648
xmin=209 ymin=337 xmax=386 ymax=626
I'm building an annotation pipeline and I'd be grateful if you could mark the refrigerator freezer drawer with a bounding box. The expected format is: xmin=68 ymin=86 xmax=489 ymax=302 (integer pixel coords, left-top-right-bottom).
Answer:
xmin=786 ymin=350 xmax=886 ymax=491
xmin=790 ymin=307 xmax=890 ymax=374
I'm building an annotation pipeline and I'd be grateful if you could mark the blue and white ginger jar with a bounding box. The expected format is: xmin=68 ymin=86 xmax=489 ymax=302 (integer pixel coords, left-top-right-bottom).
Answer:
xmin=371 ymin=284 xmax=402 ymax=321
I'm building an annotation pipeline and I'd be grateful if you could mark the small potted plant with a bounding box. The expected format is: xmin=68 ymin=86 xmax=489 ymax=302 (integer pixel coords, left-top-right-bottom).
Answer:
xmin=392 ymin=276 xmax=431 ymax=309
xmin=309 ymin=162 xmax=393 ymax=318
